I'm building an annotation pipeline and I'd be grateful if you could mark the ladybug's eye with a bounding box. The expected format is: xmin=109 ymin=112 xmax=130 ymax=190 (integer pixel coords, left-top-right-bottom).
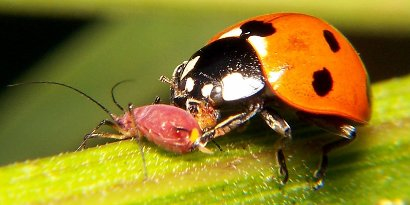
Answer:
xmin=172 ymin=62 xmax=187 ymax=83
xmin=186 ymin=100 xmax=200 ymax=115
xmin=209 ymin=85 xmax=223 ymax=105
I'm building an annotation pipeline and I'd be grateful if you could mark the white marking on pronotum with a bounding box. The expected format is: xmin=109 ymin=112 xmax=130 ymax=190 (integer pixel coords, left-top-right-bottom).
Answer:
xmin=219 ymin=28 xmax=242 ymax=39
xmin=248 ymin=36 xmax=268 ymax=57
xmin=185 ymin=77 xmax=195 ymax=92
xmin=221 ymin=72 xmax=264 ymax=101
xmin=173 ymin=61 xmax=187 ymax=77
xmin=181 ymin=56 xmax=200 ymax=79
xmin=201 ymin=84 xmax=214 ymax=98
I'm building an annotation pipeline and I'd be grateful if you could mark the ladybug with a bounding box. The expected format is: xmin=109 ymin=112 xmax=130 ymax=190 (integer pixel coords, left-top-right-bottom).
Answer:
xmin=160 ymin=13 xmax=371 ymax=189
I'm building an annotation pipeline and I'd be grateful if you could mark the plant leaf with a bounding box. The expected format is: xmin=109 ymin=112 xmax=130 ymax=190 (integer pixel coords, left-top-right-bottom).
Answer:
xmin=1 ymin=75 xmax=409 ymax=204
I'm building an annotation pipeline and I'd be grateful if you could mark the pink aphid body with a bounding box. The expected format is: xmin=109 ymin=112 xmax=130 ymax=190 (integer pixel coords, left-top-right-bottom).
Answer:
xmin=115 ymin=104 xmax=202 ymax=154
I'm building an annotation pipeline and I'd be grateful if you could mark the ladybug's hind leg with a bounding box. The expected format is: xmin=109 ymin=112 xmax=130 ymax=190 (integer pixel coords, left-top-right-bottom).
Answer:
xmin=313 ymin=124 xmax=356 ymax=190
xmin=260 ymin=108 xmax=292 ymax=184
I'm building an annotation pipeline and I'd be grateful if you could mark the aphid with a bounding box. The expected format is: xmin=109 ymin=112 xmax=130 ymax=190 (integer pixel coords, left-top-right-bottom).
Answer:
xmin=8 ymin=81 xmax=212 ymax=175
xmin=161 ymin=13 xmax=371 ymax=189
xmin=78 ymin=103 xmax=208 ymax=154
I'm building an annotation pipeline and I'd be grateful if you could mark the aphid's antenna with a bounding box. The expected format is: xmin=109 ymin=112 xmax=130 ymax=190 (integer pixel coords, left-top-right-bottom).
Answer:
xmin=111 ymin=79 xmax=134 ymax=112
xmin=8 ymin=81 xmax=116 ymax=121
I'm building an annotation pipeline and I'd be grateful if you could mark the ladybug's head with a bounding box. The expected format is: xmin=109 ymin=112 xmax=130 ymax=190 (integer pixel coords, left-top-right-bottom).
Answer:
xmin=167 ymin=59 xmax=226 ymax=109
xmin=160 ymin=37 xmax=266 ymax=130
xmin=160 ymin=67 xmax=220 ymax=131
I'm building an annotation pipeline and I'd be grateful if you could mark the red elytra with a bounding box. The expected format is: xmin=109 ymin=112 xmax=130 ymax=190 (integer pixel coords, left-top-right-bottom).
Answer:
xmin=208 ymin=13 xmax=371 ymax=124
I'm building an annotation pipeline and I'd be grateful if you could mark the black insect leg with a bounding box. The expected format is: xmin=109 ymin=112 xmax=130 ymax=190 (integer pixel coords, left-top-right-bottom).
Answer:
xmin=152 ymin=96 xmax=161 ymax=104
xmin=76 ymin=119 xmax=126 ymax=151
xmin=198 ymin=102 xmax=263 ymax=146
xmin=313 ymin=125 xmax=356 ymax=190
xmin=276 ymin=148 xmax=288 ymax=184
xmin=127 ymin=103 xmax=148 ymax=179
xmin=260 ymin=109 xmax=291 ymax=184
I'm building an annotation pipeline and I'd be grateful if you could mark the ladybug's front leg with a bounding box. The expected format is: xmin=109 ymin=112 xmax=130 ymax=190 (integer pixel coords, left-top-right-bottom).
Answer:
xmin=197 ymin=102 xmax=263 ymax=148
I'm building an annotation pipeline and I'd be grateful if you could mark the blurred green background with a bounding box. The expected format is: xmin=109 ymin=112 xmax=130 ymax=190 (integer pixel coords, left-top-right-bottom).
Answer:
xmin=0 ymin=1 xmax=409 ymax=165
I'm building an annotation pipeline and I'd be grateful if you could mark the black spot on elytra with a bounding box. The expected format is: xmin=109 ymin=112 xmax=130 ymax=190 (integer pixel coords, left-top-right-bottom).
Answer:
xmin=323 ymin=30 xmax=340 ymax=52
xmin=312 ymin=67 xmax=333 ymax=96
xmin=240 ymin=20 xmax=275 ymax=39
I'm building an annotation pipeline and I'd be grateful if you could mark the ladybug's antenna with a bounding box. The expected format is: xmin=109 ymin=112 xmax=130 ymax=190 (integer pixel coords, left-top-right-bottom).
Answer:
xmin=8 ymin=81 xmax=117 ymax=121
xmin=111 ymin=79 xmax=134 ymax=112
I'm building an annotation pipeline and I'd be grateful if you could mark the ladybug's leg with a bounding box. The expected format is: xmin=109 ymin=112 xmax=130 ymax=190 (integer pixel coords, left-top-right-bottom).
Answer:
xmin=260 ymin=109 xmax=291 ymax=138
xmin=198 ymin=103 xmax=263 ymax=146
xmin=260 ymin=109 xmax=291 ymax=184
xmin=313 ymin=125 xmax=356 ymax=190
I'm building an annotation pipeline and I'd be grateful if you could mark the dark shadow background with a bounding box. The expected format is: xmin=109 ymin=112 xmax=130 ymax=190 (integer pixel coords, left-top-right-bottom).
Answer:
xmin=1 ymin=14 xmax=409 ymax=88
xmin=0 ymin=14 xmax=89 ymax=89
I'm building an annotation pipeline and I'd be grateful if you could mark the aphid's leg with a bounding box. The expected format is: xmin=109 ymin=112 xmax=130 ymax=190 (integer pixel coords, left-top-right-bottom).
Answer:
xmin=313 ymin=125 xmax=356 ymax=190
xmin=260 ymin=109 xmax=291 ymax=184
xmin=210 ymin=140 xmax=223 ymax=152
xmin=77 ymin=132 xmax=130 ymax=151
xmin=198 ymin=102 xmax=263 ymax=148
xmin=77 ymin=119 xmax=125 ymax=151
xmin=152 ymin=96 xmax=161 ymax=104
xmin=135 ymin=130 xmax=148 ymax=179
xmin=127 ymin=103 xmax=148 ymax=179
